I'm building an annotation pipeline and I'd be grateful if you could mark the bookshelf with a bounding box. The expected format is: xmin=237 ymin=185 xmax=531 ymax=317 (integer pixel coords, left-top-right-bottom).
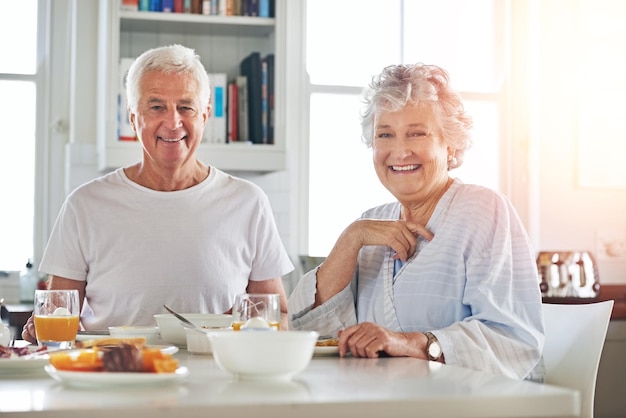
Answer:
xmin=96 ymin=1 xmax=286 ymax=172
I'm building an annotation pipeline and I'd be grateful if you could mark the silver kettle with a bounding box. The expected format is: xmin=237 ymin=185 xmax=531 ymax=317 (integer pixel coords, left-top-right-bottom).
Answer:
xmin=536 ymin=251 xmax=600 ymax=298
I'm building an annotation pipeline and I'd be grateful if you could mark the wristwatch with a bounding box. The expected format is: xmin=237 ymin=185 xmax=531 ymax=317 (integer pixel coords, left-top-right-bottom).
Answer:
xmin=424 ymin=332 xmax=443 ymax=361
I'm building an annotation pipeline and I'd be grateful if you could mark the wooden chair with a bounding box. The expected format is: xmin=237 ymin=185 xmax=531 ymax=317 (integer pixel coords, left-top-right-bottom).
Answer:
xmin=542 ymin=300 xmax=614 ymax=418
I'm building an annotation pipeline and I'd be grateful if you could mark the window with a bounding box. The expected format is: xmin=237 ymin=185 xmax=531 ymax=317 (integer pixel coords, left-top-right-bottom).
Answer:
xmin=0 ymin=1 xmax=38 ymax=271
xmin=306 ymin=0 xmax=506 ymax=256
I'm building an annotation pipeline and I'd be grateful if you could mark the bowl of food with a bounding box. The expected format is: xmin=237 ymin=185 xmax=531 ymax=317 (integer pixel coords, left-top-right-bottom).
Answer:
xmin=185 ymin=327 xmax=233 ymax=355
xmin=154 ymin=313 xmax=233 ymax=347
xmin=108 ymin=326 xmax=160 ymax=345
xmin=208 ymin=330 xmax=319 ymax=380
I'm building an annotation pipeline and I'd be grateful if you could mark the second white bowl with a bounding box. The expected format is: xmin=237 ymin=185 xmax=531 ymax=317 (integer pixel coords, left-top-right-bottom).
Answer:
xmin=154 ymin=313 xmax=233 ymax=347
xmin=185 ymin=327 xmax=233 ymax=355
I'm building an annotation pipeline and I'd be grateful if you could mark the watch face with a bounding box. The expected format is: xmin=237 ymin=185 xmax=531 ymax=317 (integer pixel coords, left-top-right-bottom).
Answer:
xmin=428 ymin=341 xmax=442 ymax=359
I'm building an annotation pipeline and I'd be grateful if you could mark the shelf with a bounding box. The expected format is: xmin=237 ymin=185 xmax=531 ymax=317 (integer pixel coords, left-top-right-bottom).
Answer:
xmin=119 ymin=11 xmax=275 ymax=37
xmin=97 ymin=1 xmax=285 ymax=173
xmin=100 ymin=142 xmax=285 ymax=173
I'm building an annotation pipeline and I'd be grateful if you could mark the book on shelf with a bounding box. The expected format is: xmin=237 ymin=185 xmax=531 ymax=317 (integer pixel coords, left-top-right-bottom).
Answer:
xmin=239 ymin=52 xmax=263 ymax=144
xmin=233 ymin=0 xmax=242 ymax=16
xmin=204 ymin=73 xmax=227 ymax=144
xmin=259 ymin=0 xmax=270 ymax=17
xmin=202 ymin=0 xmax=214 ymax=15
xmin=242 ymin=0 xmax=258 ymax=16
xmin=261 ymin=59 xmax=268 ymax=144
xmin=118 ymin=58 xmax=137 ymax=142
xmin=173 ymin=0 xmax=184 ymax=13
xmin=130 ymin=0 xmax=273 ymax=16
xmin=262 ymin=53 xmax=274 ymax=144
xmin=227 ymin=81 xmax=238 ymax=143
xmin=150 ymin=0 xmax=161 ymax=11
xmin=236 ymin=76 xmax=249 ymax=143
xmin=162 ymin=0 xmax=174 ymax=12
xmin=191 ymin=0 xmax=202 ymax=13
xmin=224 ymin=0 xmax=236 ymax=16
xmin=121 ymin=0 xmax=139 ymax=11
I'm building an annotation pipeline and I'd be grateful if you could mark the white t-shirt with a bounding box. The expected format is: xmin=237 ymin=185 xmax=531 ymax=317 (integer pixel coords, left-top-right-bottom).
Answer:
xmin=40 ymin=167 xmax=293 ymax=330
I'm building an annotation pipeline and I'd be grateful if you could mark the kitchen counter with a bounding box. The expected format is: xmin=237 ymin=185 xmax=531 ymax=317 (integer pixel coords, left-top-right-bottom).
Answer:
xmin=0 ymin=303 xmax=33 ymax=340
xmin=542 ymin=284 xmax=626 ymax=319
xmin=595 ymin=319 xmax=626 ymax=418
xmin=0 ymin=349 xmax=580 ymax=418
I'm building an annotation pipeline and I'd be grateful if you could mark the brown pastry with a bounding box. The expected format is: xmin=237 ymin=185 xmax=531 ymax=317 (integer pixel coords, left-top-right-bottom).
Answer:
xmin=316 ymin=338 xmax=339 ymax=347
xmin=101 ymin=343 xmax=143 ymax=372
xmin=76 ymin=337 xmax=146 ymax=349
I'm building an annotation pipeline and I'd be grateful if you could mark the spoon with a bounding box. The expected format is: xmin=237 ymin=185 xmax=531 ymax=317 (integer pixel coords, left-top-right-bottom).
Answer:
xmin=162 ymin=305 xmax=207 ymax=333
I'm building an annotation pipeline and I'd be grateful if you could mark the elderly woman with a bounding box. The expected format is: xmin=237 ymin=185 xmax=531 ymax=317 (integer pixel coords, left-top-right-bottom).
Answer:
xmin=289 ymin=63 xmax=544 ymax=381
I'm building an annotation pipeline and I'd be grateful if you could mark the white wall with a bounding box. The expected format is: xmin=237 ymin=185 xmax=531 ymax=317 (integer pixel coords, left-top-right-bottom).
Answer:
xmin=534 ymin=1 xmax=626 ymax=284
xmin=47 ymin=0 xmax=626 ymax=286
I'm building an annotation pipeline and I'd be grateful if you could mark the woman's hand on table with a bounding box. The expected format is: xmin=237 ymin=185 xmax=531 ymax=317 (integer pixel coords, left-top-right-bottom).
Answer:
xmin=338 ymin=322 xmax=429 ymax=359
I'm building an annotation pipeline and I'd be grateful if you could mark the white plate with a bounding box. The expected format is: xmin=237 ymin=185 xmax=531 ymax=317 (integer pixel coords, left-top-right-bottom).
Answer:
xmin=0 ymin=347 xmax=50 ymax=372
xmin=44 ymin=365 xmax=189 ymax=387
xmin=75 ymin=332 xmax=111 ymax=342
xmin=313 ymin=346 xmax=339 ymax=356
xmin=147 ymin=344 xmax=179 ymax=355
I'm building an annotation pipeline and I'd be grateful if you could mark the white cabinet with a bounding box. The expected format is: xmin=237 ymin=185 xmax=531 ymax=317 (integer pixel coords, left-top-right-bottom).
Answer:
xmin=96 ymin=1 xmax=286 ymax=172
xmin=595 ymin=320 xmax=626 ymax=417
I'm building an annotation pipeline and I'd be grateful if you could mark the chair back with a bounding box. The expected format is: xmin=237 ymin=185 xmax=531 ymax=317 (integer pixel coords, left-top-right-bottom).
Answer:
xmin=542 ymin=300 xmax=613 ymax=418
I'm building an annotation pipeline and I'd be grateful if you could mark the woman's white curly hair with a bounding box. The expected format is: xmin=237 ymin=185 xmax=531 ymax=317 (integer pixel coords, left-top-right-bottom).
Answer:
xmin=360 ymin=64 xmax=473 ymax=170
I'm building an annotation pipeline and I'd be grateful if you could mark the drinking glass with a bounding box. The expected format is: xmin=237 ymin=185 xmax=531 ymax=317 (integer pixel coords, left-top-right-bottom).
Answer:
xmin=232 ymin=293 xmax=280 ymax=331
xmin=33 ymin=289 xmax=80 ymax=349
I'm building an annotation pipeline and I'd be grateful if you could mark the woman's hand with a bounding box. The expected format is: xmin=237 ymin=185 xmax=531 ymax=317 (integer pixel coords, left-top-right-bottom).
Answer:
xmin=313 ymin=219 xmax=434 ymax=308
xmin=338 ymin=322 xmax=427 ymax=359
xmin=347 ymin=219 xmax=433 ymax=261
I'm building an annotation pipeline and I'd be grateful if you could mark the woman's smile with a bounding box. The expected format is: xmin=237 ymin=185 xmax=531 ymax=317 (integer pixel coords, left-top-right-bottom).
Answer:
xmin=390 ymin=164 xmax=421 ymax=172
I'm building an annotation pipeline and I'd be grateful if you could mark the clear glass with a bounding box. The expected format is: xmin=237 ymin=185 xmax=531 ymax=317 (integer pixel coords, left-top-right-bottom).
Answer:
xmin=231 ymin=293 xmax=280 ymax=331
xmin=34 ymin=290 xmax=81 ymax=349
xmin=0 ymin=81 xmax=36 ymax=271
xmin=0 ymin=0 xmax=37 ymax=74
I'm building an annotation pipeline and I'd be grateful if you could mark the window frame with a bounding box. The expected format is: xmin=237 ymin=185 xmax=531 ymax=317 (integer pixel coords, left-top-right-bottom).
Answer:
xmin=0 ymin=0 xmax=42 ymax=271
xmin=299 ymin=0 xmax=532 ymax=257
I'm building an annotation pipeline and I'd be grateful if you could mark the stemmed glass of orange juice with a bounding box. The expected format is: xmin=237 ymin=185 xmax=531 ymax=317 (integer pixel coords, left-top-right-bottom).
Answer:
xmin=34 ymin=289 xmax=80 ymax=349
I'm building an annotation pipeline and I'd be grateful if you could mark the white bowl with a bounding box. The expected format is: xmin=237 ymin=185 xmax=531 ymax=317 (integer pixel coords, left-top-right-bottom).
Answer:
xmin=208 ymin=330 xmax=319 ymax=380
xmin=185 ymin=327 xmax=233 ymax=355
xmin=107 ymin=326 xmax=160 ymax=345
xmin=154 ymin=313 xmax=233 ymax=347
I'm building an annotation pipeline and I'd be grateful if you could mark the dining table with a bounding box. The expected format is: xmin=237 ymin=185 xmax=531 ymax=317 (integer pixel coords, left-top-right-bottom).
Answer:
xmin=0 ymin=344 xmax=580 ymax=418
